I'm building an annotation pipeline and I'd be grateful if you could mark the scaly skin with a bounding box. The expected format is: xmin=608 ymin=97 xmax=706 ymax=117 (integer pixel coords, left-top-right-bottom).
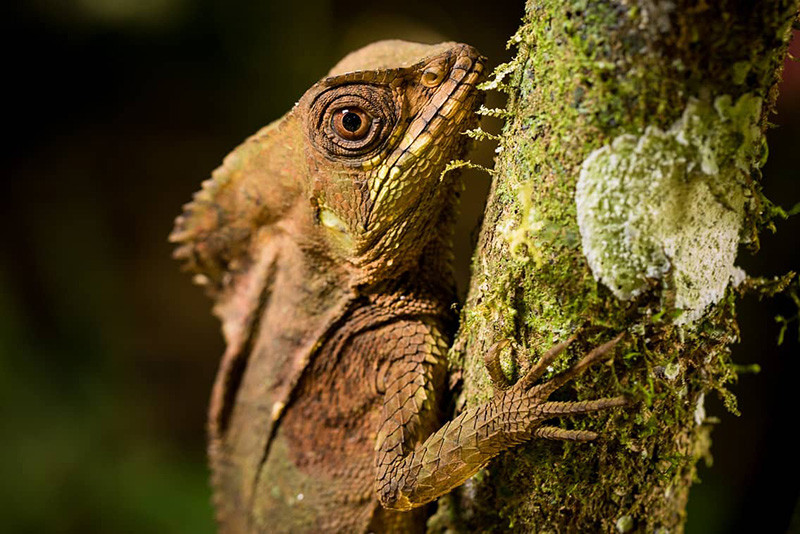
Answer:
xmin=171 ymin=41 xmax=626 ymax=533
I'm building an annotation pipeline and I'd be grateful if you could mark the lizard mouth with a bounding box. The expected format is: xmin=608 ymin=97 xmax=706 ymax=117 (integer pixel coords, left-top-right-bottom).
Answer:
xmin=368 ymin=46 xmax=487 ymax=209
xmin=380 ymin=45 xmax=486 ymax=176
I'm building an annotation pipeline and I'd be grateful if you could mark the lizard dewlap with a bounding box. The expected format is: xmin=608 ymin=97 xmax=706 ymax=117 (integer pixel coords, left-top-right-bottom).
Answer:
xmin=171 ymin=40 xmax=626 ymax=534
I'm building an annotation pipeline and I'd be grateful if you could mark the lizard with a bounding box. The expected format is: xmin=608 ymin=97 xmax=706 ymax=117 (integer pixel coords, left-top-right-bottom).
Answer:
xmin=170 ymin=40 xmax=627 ymax=534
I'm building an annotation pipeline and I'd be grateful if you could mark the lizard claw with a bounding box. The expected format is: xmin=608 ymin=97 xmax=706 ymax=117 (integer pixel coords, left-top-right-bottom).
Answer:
xmin=523 ymin=332 xmax=625 ymax=398
xmin=483 ymin=339 xmax=513 ymax=390
xmin=517 ymin=333 xmax=578 ymax=390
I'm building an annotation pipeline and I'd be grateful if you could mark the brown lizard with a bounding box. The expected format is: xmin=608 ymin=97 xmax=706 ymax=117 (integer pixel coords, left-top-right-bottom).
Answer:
xmin=171 ymin=40 xmax=627 ymax=534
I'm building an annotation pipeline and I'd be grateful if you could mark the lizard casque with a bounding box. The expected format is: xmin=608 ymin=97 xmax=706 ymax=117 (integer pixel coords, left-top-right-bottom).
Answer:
xmin=171 ymin=40 xmax=626 ymax=534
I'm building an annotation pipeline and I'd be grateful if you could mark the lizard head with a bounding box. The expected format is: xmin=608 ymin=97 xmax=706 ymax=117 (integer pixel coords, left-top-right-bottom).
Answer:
xmin=299 ymin=40 xmax=486 ymax=284
xmin=171 ymin=41 xmax=485 ymax=297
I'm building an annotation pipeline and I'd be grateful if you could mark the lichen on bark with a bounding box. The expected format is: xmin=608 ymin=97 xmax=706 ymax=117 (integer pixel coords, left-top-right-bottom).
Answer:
xmin=576 ymin=95 xmax=759 ymax=325
xmin=441 ymin=1 xmax=799 ymax=533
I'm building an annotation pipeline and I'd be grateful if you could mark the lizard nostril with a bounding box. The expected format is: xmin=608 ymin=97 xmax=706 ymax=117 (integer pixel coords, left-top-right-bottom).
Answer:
xmin=421 ymin=66 xmax=445 ymax=87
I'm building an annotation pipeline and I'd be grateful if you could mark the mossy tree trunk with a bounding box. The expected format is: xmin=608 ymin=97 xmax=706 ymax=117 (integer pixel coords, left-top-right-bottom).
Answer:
xmin=443 ymin=2 xmax=799 ymax=533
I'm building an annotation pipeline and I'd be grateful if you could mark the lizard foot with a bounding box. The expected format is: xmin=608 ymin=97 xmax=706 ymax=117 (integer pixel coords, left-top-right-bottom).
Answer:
xmin=511 ymin=333 xmax=628 ymax=440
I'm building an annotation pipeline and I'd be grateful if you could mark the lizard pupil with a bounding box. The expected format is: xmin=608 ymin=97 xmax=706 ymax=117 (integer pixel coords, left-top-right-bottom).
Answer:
xmin=341 ymin=110 xmax=362 ymax=132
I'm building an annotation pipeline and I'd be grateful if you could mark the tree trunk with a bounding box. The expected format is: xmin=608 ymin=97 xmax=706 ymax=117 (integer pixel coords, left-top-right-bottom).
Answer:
xmin=440 ymin=2 xmax=799 ymax=533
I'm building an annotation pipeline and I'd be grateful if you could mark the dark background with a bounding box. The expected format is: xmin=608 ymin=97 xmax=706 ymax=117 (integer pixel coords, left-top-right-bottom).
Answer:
xmin=1 ymin=2 xmax=798 ymax=533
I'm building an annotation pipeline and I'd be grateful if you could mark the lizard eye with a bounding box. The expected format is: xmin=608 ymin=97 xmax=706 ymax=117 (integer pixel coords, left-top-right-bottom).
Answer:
xmin=308 ymin=85 xmax=398 ymax=163
xmin=331 ymin=108 xmax=371 ymax=140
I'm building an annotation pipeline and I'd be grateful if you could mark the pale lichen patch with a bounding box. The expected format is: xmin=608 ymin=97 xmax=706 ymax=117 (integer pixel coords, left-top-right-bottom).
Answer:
xmin=575 ymin=95 xmax=762 ymax=326
xmin=693 ymin=393 xmax=706 ymax=426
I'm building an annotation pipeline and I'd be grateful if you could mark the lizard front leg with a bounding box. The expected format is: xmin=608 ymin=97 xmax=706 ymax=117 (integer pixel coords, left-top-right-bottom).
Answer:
xmin=375 ymin=331 xmax=626 ymax=511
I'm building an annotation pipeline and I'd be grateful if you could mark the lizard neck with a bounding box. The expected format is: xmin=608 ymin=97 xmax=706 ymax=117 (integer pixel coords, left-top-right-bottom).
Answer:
xmin=354 ymin=173 xmax=462 ymax=308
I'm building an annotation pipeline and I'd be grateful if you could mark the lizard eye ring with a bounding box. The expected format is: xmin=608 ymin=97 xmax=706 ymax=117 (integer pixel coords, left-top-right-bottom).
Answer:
xmin=321 ymin=96 xmax=383 ymax=152
xmin=331 ymin=107 xmax=372 ymax=141
xmin=309 ymin=85 xmax=398 ymax=162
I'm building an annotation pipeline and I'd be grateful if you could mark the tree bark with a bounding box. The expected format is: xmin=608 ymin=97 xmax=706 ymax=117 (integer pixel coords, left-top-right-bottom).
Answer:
xmin=441 ymin=2 xmax=799 ymax=533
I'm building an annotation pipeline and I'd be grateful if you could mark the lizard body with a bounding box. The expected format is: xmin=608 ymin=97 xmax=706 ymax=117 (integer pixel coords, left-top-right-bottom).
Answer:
xmin=171 ymin=40 xmax=625 ymax=533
